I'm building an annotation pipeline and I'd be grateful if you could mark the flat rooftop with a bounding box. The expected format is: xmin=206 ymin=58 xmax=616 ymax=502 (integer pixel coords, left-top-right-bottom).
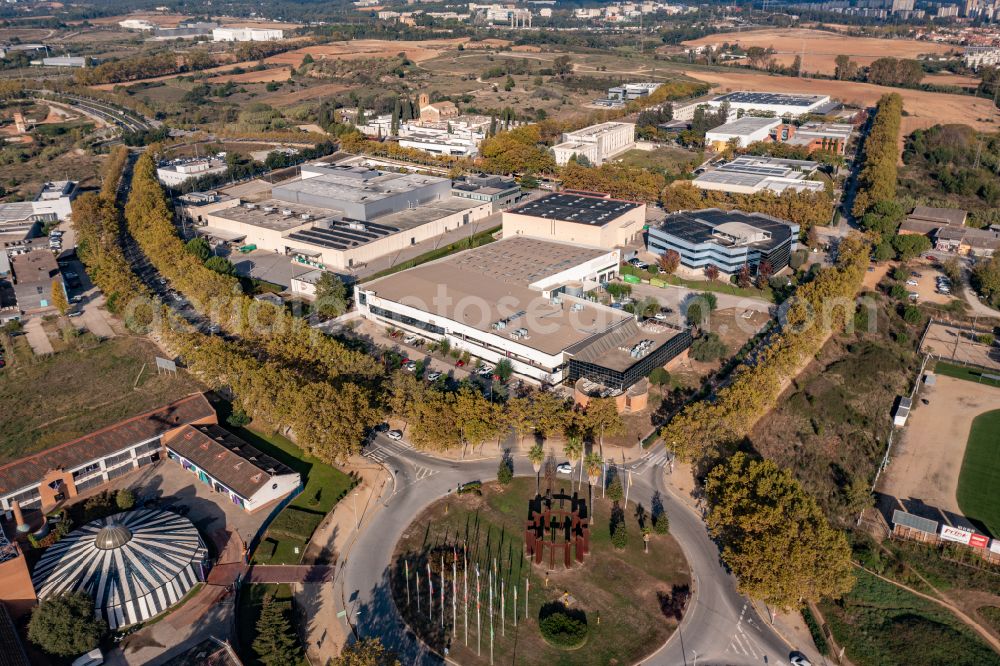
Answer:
xmin=508 ymin=192 xmax=640 ymax=226
xmin=656 ymin=208 xmax=795 ymax=251
xmin=279 ymin=169 xmax=448 ymax=205
xmin=693 ymin=171 xmax=824 ymax=193
xmin=566 ymin=121 xmax=634 ymax=138
xmin=213 ymin=201 xmax=330 ymax=232
xmin=568 ymin=318 xmax=685 ymax=373
xmin=717 ymin=156 xmax=819 ymax=177
xmin=713 ymin=91 xmax=829 ymax=107
xmin=363 ymin=237 xmax=628 ymax=356
xmin=707 ymin=116 xmax=780 ymax=136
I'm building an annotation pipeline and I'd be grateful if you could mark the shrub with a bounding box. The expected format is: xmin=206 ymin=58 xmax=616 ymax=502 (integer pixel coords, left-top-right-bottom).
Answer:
xmin=227 ymin=407 xmax=252 ymax=426
xmin=648 ymin=367 xmax=670 ymax=386
xmin=690 ymin=333 xmax=727 ymax=362
xmin=902 ymin=305 xmax=922 ymax=325
xmin=83 ymin=492 xmax=114 ymax=522
xmin=115 ymin=488 xmax=135 ymax=511
xmin=612 ymin=522 xmax=628 ymax=549
xmin=654 ymin=514 xmax=670 ymax=535
xmin=28 ymin=592 xmax=106 ymax=657
xmin=978 ymin=333 xmax=995 ymax=346
xmin=458 ymin=481 xmax=483 ymax=495
xmin=539 ymin=610 xmax=588 ymax=647
xmin=608 ymin=477 xmax=624 ymax=503
xmin=497 ymin=459 xmax=514 ymax=485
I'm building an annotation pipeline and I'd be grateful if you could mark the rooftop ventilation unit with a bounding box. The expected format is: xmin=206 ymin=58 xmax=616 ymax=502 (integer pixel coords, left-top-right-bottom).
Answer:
xmin=300 ymin=213 xmax=312 ymax=221
xmin=262 ymin=206 xmax=275 ymax=214
xmin=281 ymin=209 xmax=293 ymax=217
xmin=348 ymin=221 xmax=366 ymax=231
xmin=244 ymin=203 xmax=257 ymax=210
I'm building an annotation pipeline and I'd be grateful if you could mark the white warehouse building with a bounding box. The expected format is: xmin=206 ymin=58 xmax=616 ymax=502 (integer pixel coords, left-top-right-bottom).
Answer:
xmin=704 ymin=116 xmax=782 ymax=150
xmin=552 ymin=121 xmax=636 ymax=166
xmin=706 ymin=91 xmax=832 ymax=118
xmin=212 ymin=27 xmax=284 ymax=42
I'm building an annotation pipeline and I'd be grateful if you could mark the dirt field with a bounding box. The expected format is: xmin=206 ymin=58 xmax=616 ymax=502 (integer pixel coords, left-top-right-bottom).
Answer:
xmin=681 ymin=69 xmax=1000 ymax=133
xmin=922 ymin=322 xmax=1000 ymax=371
xmin=264 ymin=38 xmax=508 ymax=66
xmin=877 ymin=375 xmax=1000 ymax=525
xmin=682 ymin=28 xmax=956 ymax=76
xmin=263 ymin=82 xmax=351 ymax=106
xmin=926 ymin=72 xmax=982 ymax=89
xmin=87 ymin=13 xmax=301 ymax=29
xmin=207 ymin=67 xmax=293 ymax=83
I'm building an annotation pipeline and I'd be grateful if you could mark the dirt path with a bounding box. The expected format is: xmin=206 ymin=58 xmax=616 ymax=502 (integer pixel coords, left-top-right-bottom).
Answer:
xmin=857 ymin=563 xmax=1000 ymax=655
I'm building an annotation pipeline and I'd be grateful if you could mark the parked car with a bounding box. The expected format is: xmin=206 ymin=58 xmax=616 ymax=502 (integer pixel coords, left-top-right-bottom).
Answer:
xmin=557 ymin=462 xmax=573 ymax=475
xmin=654 ymin=312 xmax=669 ymax=321
xmin=387 ymin=430 xmax=403 ymax=441
xmin=477 ymin=366 xmax=493 ymax=376
xmin=789 ymin=653 xmax=812 ymax=666
xmin=403 ymin=334 xmax=418 ymax=345
xmin=67 ymin=310 xmax=84 ymax=318
xmin=426 ymin=371 xmax=442 ymax=381
xmin=908 ymin=292 xmax=919 ymax=301
xmin=627 ymin=258 xmax=648 ymax=270
xmin=404 ymin=361 xmax=417 ymax=372
xmin=906 ymin=279 xmax=918 ymax=286
xmin=455 ymin=359 xmax=465 ymax=367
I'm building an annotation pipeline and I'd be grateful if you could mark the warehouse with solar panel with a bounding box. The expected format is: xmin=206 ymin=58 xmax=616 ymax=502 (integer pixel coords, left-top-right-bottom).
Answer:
xmin=31 ymin=509 xmax=208 ymax=629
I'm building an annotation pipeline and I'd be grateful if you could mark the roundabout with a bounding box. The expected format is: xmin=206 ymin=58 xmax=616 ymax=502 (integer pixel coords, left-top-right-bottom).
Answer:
xmin=388 ymin=477 xmax=690 ymax=666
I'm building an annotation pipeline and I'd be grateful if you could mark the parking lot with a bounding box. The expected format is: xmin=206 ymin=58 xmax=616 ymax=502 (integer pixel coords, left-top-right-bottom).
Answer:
xmin=906 ymin=261 xmax=953 ymax=305
xmin=230 ymin=249 xmax=316 ymax=289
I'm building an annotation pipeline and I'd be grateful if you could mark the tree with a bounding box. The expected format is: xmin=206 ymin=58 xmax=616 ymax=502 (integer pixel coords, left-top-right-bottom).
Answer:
xmin=891 ymin=234 xmax=931 ymax=262
xmin=115 ymin=488 xmax=135 ymax=510
xmin=585 ymin=452 xmax=603 ymax=506
xmin=204 ymin=255 xmax=236 ymax=276
xmin=28 ymin=592 xmax=106 ymax=657
xmin=563 ymin=435 xmax=583 ymax=492
xmin=834 ymin=54 xmax=857 ymax=80
xmin=253 ymin=594 xmax=301 ymax=666
xmin=185 ymin=236 xmax=212 ymax=260
xmin=608 ymin=475 xmax=624 ymax=503
xmin=648 ymin=367 xmax=670 ymax=386
xmin=690 ymin=332 xmax=727 ymax=362
xmin=553 ymin=55 xmax=572 ymax=77
xmin=612 ymin=522 xmax=628 ymax=549
xmin=494 ymin=359 xmax=514 ymax=382
xmin=333 ymin=638 xmax=401 ymax=666
xmin=315 ymin=271 xmax=348 ymax=318
xmin=756 ymin=260 xmax=774 ymax=288
xmin=790 ymin=54 xmax=802 ymax=76
xmin=528 ymin=443 xmax=544 ymax=492
xmin=583 ymin=398 xmax=624 ymax=454
xmin=504 ymin=75 xmax=515 ymax=91
xmin=51 ymin=279 xmax=69 ymax=315
xmin=657 ymin=249 xmax=680 ymax=275
xmin=736 ymin=264 xmax=752 ymax=289
xmin=973 ymin=255 xmax=1000 ymax=304
xmin=703 ymin=453 xmax=855 ymax=609
xmin=704 ymin=264 xmax=720 ymax=282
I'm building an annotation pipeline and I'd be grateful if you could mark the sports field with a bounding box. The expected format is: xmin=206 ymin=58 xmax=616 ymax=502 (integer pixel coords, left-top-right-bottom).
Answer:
xmin=957 ymin=409 xmax=1000 ymax=537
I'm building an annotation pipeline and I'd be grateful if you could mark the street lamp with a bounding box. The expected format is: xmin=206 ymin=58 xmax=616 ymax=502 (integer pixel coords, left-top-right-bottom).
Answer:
xmin=352 ymin=490 xmax=360 ymax=530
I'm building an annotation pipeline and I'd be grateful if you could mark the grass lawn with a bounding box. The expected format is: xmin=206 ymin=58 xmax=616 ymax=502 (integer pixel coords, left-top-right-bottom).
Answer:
xmin=236 ymin=582 xmax=307 ymax=666
xmin=620 ymin=265 xmax=774 ymax=302
xmin=934 ymin=361 xmax=1000 ymax=389
xmin=223 ymin=419 xmax=355 ymax=564
xmin=820 ymin=569 xmax=997 ymax=666
xmin=616 ymin=146 xmax=701 ymax=175
xmin=0 ymin=335 xmax=204 ymax=463
xmin=391 ymin=477 xmax=690 ymax=666
xmin=956 ymin=409 xmax=1000 ymax=537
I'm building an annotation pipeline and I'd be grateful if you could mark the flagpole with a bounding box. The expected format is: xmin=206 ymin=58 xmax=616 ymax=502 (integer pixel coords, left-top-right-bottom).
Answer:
xmin=501 ymin=578 xmax=505 ymax=637
xmin=514 ymin=584 xmax=518 ymax=627
xmin=464 ymin=549 xmax=469 ymax=646
xmin=453 ymin=548 xmax=457 ymax=640
xmin=489 ymin=568 xmax=494 ymax=666
xmin=405 ymin=559 xmax=410 ymax=608
xmin=602 ymin=460 xmax=606 ymax=498
xmin=441 ymin=554 xmax=445 ymax=628
xmin=477 ymin=565 xmax=481 ymax=656
xmin=428 ymin=562 xmax=433 ymax=619
xmin=417 ymin=570 xmax=421 ymax=614
xmin=525 ymin=576 xmax=529 ymax=620
xmin=625 ymin=468 xmax=632 ymax=508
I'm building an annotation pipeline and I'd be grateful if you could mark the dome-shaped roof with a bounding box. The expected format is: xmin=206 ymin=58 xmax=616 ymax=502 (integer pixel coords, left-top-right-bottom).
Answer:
xmin=94 ymin=523 xmax=132 ymax=550
xmin=32 ymin=510 xmax=207 ymax=629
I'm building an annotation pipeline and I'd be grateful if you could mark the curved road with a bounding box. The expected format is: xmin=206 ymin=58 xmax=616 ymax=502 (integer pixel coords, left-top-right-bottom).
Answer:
xmin=335 ymin=438 xmax=798 ymax=665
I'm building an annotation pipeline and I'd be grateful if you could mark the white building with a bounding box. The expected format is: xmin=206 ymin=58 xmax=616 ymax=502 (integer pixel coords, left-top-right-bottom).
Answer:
xmin=35 ymin=57 xmax=87 ymax=68
xmin=212 ymin=27 xmax=284 ymax=42
xmin=156 ymin=159 xmax=228 ymax=187
xmin=356 ymin=235 xmax=691 ymax=387
xmin=118 ymin=19 xmax=157 ymax=30
xmin=34 ymin=181 xmax=79 ymax=220
xmin=964 ymin=46 xmax=1000 ymax=70
xmin=0 ymin=181 xmax=78 ymax=237
xmin=704 ymin=116 xmax=782 ymax=150
xmin=552 ymin=121 xmax=636 ymax=166
xmin=693 ymin=156 xmax=825 ymax=195
xmin=706 ymin=91 xmax=832 ymax=118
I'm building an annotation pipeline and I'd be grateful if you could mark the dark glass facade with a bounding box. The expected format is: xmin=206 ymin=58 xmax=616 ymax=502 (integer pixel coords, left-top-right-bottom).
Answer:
xmin=567 ymin=330 xmax=693 ymax=391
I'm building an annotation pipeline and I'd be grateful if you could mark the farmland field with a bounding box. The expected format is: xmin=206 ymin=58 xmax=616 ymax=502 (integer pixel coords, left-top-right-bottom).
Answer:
xmin=957 ymin=409 xmax=1000 ymax=537
xmin=207 ymin=67 xmax=293 ymax=84
xmin=679 ymin=69 xmax=1000 ymax=133
xmin=682 ymin=28 xmax=957 ymax=76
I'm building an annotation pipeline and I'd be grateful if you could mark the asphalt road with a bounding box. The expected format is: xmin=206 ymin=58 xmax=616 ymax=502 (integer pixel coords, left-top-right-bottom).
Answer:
xmin=336 ymin=438 xmax=797 ymax=666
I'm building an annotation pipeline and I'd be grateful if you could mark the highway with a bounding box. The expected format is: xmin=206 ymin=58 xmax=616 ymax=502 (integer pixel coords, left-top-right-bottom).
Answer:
xmin=336 ymin=437 xmax=799 ymax=666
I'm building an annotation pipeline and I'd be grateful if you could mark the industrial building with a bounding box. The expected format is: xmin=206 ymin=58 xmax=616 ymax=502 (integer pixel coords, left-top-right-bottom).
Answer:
xmin=0 ymin=394 xmax=300 ymax=515
xmin=648 ymin=208 xmax=799 ymax=274
xmin=706 ymin=91 xmax=832 ymax=118
xmin=704 ymin=116 xmax=783 ymax=150
xmin=156 ymin=159 xmax=228 ymax=188
xmin=0 ymin=181 xmax=78 ymax=238
xmin=195 ymin=162 xmax=491 ymax=271
xmin=593 ymin=82 xmax=663 ymax=107
xmin=355 ymin=235 xmax=691 ymax=387
xmin=10 ymin=249 xmax=64 ymax=317
xmin=552 ymin=122 xmax=636 ymax=166
xmin=502 ymin=191 xmax=645 ymax=249
xmin=212 ymin=27 xmax=284 ymax=42
xmin=781 ymin=122 xmax=853 ymax=155
xmin=451 ymin=174 xmax=523 ymax=211
xmin=692 ymin=156 xmax=825 ymax=195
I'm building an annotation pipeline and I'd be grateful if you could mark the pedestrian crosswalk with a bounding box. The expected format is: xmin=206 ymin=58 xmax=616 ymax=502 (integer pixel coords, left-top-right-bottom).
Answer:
xmin=362 ymin=441 xmax=438 ymax=483
xmin=629 ymin=449 xmax=674 ymax=474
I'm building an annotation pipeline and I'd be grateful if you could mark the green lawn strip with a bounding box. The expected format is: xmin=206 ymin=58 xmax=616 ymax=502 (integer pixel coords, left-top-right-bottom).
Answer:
xmin=820 ymin=569 xmax=997 ymax=666
xmin=362 ymin=225 xmax=501 ymax=282
xmin=236 ymin=582 xmax=307 ymax=666
xmin=933 ymin=361 xmax=1000 ymax=389
xmin=223 ymin=424 xmax=355 ymax=564
xmin=620 ymin=265 xmax=774 ymax=301
xmin=956 ymin=409 xmax=1000 ymax=537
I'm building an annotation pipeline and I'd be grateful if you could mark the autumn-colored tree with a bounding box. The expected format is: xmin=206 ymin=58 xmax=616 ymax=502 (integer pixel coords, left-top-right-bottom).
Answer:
xmin=529 ymin=390 xmax=570 ymax=440
xmin=332 ymin=637 xmax=401 ymax=666
xmin=756 ymin=260 xmax=774 ymax=288
xmin=704 ymin=264 xmax=720 ymax=282
xmin=657 ymin=249 xmax=681 ymax=275
xmin=583 ymin=398 xmax=624 ymax=454
xmin=736 ymin=264 xmax=752 ymax=289
xmin=51 ymin=279 xmax=69 ymax=315
xmin=703 ymin=453 xmax=855 ymax=609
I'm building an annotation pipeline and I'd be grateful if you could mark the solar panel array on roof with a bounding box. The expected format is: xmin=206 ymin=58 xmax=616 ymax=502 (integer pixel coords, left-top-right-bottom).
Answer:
xmin=287 ymin=219 xmax=399 ymax=251
xmin=718 ymin=162 xmax=793 ymax=177
xmin=509 ymin=193 xmax=639 ymax=226
xmin=715 ymin=91 xmax=825 ymax=107
xmin=892 ymin=510 xmax=938 ymax=534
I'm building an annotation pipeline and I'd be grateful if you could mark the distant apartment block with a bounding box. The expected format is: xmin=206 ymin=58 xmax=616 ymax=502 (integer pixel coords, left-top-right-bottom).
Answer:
xmin=964 ymin=46 xmax=1000 ymax=70
xmin=212 ymin=27 xmax=284 ymax=42
xmin=156 ymin=159 xmax=228 ymax=187
xmin=552 ymin=122 xmax=636 ymax=166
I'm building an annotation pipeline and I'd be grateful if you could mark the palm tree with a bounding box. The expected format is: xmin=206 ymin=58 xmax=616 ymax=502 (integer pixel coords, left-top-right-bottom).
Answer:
xmin=584 ymin=452 xmax=602 ymax=509
xmin=528 ymin=444 xmax=544 ymax=494
xmin=563 ymin=436 xmax=583 ymax=493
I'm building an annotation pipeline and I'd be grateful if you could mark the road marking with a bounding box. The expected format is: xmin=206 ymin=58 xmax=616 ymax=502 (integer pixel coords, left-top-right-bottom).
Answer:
xmin=414 ymin=467 xmax=437 ymax=481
